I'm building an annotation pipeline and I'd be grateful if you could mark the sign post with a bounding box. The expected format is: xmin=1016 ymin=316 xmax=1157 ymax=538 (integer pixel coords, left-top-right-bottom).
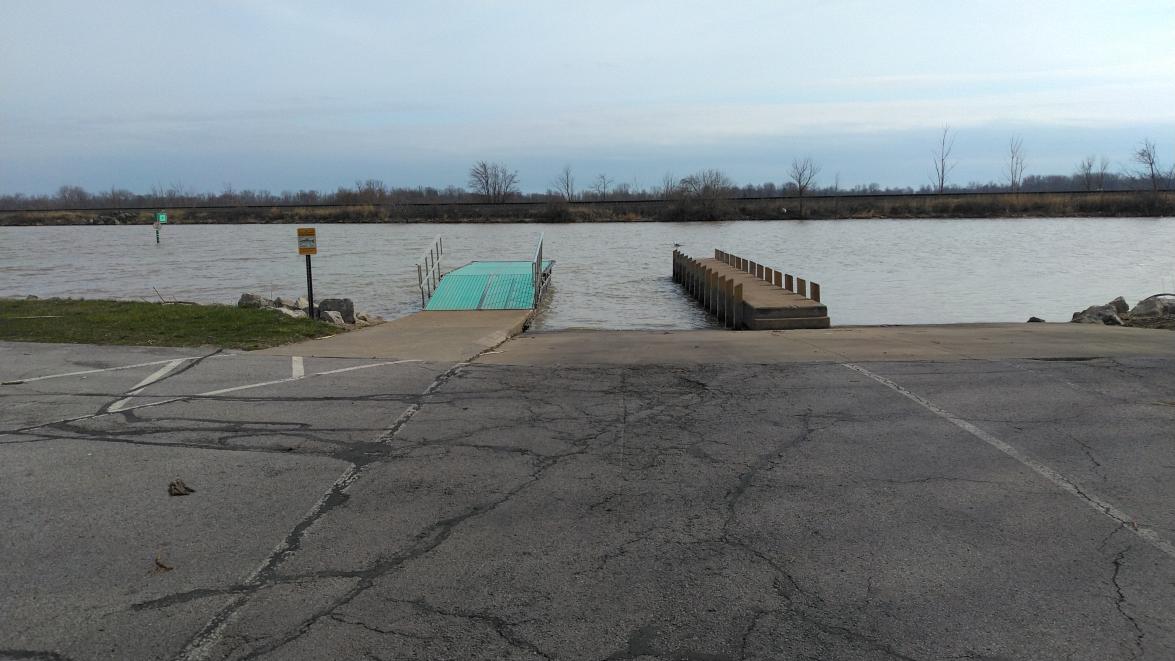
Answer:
xmin=154 ymin=211 xmax=167 ymax=244
xmin=297 ymin=227 xmax=318 ymax=318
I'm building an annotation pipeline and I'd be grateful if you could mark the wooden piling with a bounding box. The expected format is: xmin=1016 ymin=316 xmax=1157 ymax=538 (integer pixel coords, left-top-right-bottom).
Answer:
xmin=733 ymin=283 xmax=743 ymax=329
xmin=797 ymin=278 xmax=807 ymax=297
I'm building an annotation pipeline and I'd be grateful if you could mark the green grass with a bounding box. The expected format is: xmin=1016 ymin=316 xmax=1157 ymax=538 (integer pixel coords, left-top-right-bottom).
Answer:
xmin=0 ymin=298 xmax=338 ymax=349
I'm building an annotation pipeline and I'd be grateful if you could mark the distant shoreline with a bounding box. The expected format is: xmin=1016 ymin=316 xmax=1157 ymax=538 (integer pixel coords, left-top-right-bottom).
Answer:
xmin=1 ymin=190 xmax=1171 ymax=226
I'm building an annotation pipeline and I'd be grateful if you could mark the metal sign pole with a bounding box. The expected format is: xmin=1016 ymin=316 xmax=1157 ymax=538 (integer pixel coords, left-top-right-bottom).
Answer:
xmin=296 ymin=227 xmax=318 ymax=318
xmin=305 ymin=255 xmax=315 ymax=319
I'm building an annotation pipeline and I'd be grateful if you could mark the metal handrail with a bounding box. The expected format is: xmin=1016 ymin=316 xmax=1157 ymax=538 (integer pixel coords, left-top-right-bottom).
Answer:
xmin=532 ymin=232 xmax=544 ymax=308
xmin=416 ymin=236 xmax=444 ymax=307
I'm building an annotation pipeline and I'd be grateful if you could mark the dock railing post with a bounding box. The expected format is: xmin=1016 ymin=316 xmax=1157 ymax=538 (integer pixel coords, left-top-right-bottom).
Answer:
xmin=417 ymin=264 xmax=425 ymax=308
xmin=797 ymin=278 xmax=807 ymax=297
xmin=811 ymin=282 xmax=821 ymax=303
xmin=785 ymin=274 xmax=794 ymax=292
xmin=774 ymin=271 xmax=783 ymax=288
xmin=532 ymin=232 xmax=544 ymax=308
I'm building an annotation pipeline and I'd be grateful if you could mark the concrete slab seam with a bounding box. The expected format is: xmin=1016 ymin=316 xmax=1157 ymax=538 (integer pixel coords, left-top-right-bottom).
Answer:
xmin=173 ymin=463 xmax=365 ymax=661
xmin=842 ymin=362 xmax=1175 ymax=561
xmin=378 ymin=361 xmax=470 ymax=443
xmin=177 ymin=360 xmax=462 ymax=659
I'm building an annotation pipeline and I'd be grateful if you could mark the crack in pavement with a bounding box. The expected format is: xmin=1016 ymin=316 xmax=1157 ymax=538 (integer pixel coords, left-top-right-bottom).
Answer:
xmin=1111 ymin=548 xmax=1146 ymax=660
xmin=0 ymin=650 xmax=77 ymax=661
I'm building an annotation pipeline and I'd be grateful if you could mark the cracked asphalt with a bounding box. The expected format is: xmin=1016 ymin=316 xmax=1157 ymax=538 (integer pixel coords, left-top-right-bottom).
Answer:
xmin=3 ymin=327 xmax=1175 ymax=660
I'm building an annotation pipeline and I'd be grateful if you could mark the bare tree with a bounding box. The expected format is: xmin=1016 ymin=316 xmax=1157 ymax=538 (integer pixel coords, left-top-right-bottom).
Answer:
xmin=1076 ymin=156 xmax=1096 ymax=191
xmin=1005 ymin=136 xmax=1026 ymax=194
xmin=679 ymin=169 xmax=732 ymax=201
xmin=929 ymin=126 xmax=957 ymax=193
xmin=551 ymin=165 xmax=575 ymax=202
xmin=1134 ymin=139 xmax=1162 ymax=192
xmin=659 ymin=172 xmax=679 ymax=199
xmin=468 ymin=161 xmax=519 ymax=203
xmin=355 ymin=179 xmax=388 ymax=203
xmin=788 ymin=157 xmax=821 ymax=216
xmin=592 ymin=173 xmax=613 ymax=200
xmin=1096 ymin=156 xmax=1110 ymax=191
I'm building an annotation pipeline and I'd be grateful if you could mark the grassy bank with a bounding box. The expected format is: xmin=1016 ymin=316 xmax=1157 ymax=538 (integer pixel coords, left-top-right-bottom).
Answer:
xmin=1 ymin=190 xmax=1172 ymax=225
xmin=0 ymin=298 xmax=337 ymax=349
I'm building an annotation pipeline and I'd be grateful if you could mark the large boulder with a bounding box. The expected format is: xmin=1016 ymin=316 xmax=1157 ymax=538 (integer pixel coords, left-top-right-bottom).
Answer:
xmin=274 ymin=307 xmax=307 ymax=319
xmin=1107 ymin=296 xmax=1130 ymax=315
xmin=317 ymin=298 xmax=355 ymax=323
xmin=1071 ymin=304 xmax=1123 ymax=326
xmin=238 ymin=293 xmax=273 ymax=308
xmin=321 ymin=310 xmax=346 ymax=326
xmin=294 ymin=297 xmax=310 ymax=311
xmin=1128 ymin=294 xmax=1175 ymax=319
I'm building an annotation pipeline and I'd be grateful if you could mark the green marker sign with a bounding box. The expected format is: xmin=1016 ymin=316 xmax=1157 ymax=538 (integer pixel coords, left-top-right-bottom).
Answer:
xmin=156 ymin=212 xmax=168 ymax=224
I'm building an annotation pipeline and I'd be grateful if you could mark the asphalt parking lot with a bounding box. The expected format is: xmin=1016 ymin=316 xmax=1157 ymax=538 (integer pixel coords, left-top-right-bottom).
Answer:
xmin=3 ymin=326 xmax=1175 ymax=660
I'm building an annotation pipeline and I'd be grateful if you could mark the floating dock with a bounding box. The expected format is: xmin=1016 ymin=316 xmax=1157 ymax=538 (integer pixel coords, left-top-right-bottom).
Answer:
xmin=425 ymin=260 xmax=554 ymax=311
xmin=417 ymin=234 xmax=553 ymax=312
xmin=673 ymin=249 xmax=830 ymax=329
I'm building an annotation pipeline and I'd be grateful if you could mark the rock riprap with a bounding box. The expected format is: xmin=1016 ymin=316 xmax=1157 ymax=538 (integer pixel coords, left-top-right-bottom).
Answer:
xmin=1068 ymin=294 xmax=1175 ymax=330
xmin=237 ymin=293 xmax=384 ymax=328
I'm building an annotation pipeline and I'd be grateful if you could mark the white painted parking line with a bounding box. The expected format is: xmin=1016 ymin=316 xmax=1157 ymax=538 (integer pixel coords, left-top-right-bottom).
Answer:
xmin=108 ymin=359 xmax=187 ymax=412
xmin=2 ymin=359 xmax=426 ymax=437
xmin=291 ymin=356 xmax=305 ymax=379
xmin=843 ymin=362 xmax=1175 ymax=561
xmin=1 ymin=356 xmax=202 ymax=386
xmin=315 ymin=360 xmax=422 ymax=376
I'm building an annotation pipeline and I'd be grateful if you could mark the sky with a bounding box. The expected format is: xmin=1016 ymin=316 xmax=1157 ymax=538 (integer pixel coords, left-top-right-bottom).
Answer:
xmin=1 ymin=0 xmax=1172 ymax=195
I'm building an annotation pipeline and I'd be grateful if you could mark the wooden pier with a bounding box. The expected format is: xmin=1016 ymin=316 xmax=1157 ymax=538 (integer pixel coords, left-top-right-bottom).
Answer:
xmin=672 ymin=249 xmax=830 ymax=329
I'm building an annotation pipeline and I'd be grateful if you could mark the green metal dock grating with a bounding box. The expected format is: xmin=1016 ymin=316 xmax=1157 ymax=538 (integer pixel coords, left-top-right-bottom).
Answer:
xmin=425 ymin=260 xmax=555 ymax=311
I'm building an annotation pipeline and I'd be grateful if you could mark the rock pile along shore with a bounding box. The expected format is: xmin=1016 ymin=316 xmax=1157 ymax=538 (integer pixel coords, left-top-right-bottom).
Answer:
xmin=1068 ymin=293 xmax=1175 ymax=330
xmin=237 ymin=293 xmax=385 ymax=328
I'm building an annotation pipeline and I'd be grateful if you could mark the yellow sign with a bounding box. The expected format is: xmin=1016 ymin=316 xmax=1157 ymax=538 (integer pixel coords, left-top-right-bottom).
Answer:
xmin=297 ymin=227 xmax=317 ymax=255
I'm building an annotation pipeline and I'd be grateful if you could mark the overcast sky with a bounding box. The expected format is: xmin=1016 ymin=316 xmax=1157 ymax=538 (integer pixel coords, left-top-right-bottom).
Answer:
xmin=2 ymin=0 xmax=1172 ymax=195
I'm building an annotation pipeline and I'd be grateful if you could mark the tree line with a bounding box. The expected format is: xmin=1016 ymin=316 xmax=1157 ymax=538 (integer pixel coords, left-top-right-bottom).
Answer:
xmin=1 ymin=135 xmax=1170 ymax=212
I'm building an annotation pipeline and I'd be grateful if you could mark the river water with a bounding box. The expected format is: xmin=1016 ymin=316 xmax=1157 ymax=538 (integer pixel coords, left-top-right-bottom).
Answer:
xmin=2 ymin=218 xmax=1173 ymax=329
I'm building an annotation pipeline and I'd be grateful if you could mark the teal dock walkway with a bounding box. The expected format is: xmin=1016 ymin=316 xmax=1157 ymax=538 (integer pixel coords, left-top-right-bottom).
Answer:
xmin=425 ymin=260 xmax=555 ymax=311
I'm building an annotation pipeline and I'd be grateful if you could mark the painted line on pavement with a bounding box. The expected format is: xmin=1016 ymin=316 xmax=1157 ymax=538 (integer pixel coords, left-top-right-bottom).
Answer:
xmin=109 ymin=359 xmax=187 ymax=412
xmin=2 ymin=359 xmax=425 ymax=437
xmin=1 ymin=356 xmax=203 ymax=386
xmin=843 ymin=362 xmax=1175 ymax=561
xmin=291 ymin=356 xmax=304 ymax=379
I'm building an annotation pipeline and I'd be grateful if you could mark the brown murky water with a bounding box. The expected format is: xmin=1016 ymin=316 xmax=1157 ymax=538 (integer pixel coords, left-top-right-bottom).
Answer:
xmin=3 ymin=218 xmax=1173 ymax=328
